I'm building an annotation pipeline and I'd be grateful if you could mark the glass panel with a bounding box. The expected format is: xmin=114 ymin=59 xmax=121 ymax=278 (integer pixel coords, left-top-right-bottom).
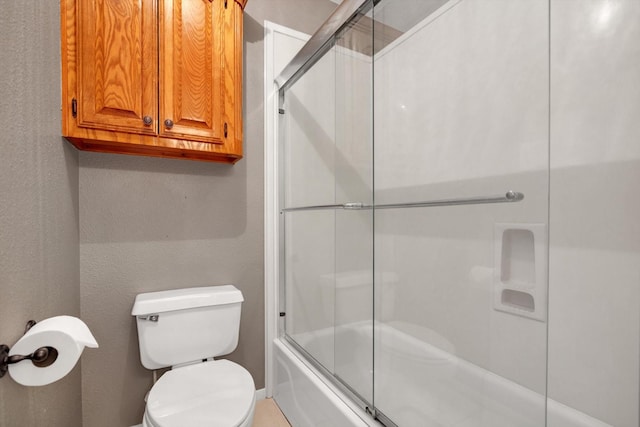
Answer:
xmin=334 ymin=7 xmax=374 ymax=404
xmin=284 ymin=209 xmax=336 ymax=371
xmin=372 ymin=0 xmax=550 ymax=426
xmin=281 ymin=3 xmax=375 ymax=406
xmin=282 ymin=44 xmax=337 ymax=374
xmin=283 ymin=48 xmax=336 ymax=209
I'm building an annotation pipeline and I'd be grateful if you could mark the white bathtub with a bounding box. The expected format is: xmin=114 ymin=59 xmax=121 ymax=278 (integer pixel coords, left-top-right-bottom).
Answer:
xmin=273 ymin=323 xmax=612 ymax=427
xmin=274 ymin=338 xmax=380 ymax=427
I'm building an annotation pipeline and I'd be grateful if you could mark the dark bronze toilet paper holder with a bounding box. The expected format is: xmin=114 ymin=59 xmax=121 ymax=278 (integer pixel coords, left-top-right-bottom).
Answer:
xmin=0 ymin=320 xmax=59 ymax=379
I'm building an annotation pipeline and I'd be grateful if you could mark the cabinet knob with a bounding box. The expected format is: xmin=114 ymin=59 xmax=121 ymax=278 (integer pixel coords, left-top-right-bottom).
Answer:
xmin=143 ymin=116 xmax=153 ymax=126
xmin=164 ymin=119 xmax=174 ymax=129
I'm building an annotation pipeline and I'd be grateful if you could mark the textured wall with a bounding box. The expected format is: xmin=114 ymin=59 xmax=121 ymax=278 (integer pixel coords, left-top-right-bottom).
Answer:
xmin=0 ymin=2 xmax=81 ymax=427
xmin=78 ymin=2 xmax=337 ymax=426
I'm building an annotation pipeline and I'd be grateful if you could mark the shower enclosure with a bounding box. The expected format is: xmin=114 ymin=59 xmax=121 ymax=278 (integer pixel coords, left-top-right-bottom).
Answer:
xmin=269 ymin=1 xmax=639 ymax=426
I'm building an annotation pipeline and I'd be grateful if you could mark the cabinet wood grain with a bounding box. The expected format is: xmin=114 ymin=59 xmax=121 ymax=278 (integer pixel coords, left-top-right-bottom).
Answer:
xmin=61 ymin=0 xmax=246 ymax=163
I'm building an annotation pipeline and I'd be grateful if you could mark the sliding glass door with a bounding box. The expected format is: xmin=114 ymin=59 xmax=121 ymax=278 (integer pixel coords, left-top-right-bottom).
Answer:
xmin=279 ymin=1 xmax=550 ymax=425
xmin=280 ymin=4 xmax=375 ymax=407
xmin=372 ymin=1 xmax=549 ymax=425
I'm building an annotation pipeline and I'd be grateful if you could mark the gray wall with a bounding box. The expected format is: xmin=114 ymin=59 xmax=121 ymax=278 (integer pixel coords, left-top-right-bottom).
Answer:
xmin=78 ymin=1 xmax=337 ymax=426
xmin=0 ymin=2 xmax=81 ymax=427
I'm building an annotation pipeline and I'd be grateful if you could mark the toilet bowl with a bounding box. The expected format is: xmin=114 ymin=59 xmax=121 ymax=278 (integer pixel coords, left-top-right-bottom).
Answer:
xmin=132 ymin=285 xmax=255 ymax=427
xmin=142 ymin=360 xmax=255 ymax=427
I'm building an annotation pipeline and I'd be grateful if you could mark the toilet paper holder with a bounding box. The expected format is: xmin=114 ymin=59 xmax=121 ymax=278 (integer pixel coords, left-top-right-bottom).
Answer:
xmin=0 ymin=320 xmax=59 ymax=379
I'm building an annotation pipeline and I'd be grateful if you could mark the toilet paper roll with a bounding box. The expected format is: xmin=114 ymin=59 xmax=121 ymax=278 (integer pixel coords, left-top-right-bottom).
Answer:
xmin=8 ymin=315 xmax=98 ymax=386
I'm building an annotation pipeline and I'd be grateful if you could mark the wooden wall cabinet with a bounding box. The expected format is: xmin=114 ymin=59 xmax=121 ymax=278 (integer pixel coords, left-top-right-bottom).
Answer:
xmin=61 ymin=0 xmax=247 ymax=163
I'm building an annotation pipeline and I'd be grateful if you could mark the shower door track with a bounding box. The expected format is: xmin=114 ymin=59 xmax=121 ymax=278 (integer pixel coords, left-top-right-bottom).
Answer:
xmin=275 ymin=0 xmax=373 ymax=93
xmin=281 ymin=191 xmax=524 ymax=212
xmin=282 ymin=334 xmax=399 ymax=427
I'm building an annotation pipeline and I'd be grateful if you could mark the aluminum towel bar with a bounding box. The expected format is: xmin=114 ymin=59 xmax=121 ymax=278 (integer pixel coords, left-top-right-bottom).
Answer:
xmin=281 ymin=191 xmax=524 ymax=212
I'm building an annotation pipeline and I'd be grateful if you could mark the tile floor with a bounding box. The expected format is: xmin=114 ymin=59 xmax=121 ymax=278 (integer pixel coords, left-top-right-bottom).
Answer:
xmin=253 ymin=398 xmax=291 ymax=427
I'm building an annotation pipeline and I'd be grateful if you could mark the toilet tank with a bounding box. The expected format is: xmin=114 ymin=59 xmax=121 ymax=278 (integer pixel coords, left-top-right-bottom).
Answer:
xmin=132 ymin=285 xmax=243 ymax=370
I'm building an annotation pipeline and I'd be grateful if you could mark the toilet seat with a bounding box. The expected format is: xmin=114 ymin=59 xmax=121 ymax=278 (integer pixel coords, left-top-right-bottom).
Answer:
xmin=144 ymin=360 xmax=256 ymax=427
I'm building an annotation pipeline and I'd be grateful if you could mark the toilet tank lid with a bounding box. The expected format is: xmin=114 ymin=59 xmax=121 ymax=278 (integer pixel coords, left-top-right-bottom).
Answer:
xmin=131 ymin=285 xmax=243 ymax=316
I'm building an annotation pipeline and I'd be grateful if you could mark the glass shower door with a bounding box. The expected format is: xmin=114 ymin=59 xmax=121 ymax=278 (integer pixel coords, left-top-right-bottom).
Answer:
xmin=372 ymin=1 xmax=550 ymax=426
xmin=280 ymin=4 xmax=375 ymax=408
xmin=278 ymin=0 xmax=550 ymax=424
xmin=333 ymin=15 xmax=374 ymax=404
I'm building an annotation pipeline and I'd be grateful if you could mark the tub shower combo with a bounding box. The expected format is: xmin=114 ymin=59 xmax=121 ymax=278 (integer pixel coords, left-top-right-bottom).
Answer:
xmin=267 ymin=1 xmax=640 ymax=426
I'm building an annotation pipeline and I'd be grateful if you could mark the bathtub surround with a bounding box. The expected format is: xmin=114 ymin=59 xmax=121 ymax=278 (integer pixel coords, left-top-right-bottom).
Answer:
xmin=269 ymin=0 xmax=640 ymax=426
xmin=548 ymin=1 xmax=640 ymax=425
xmin=0 ymin=2 xmax=81 ymax=426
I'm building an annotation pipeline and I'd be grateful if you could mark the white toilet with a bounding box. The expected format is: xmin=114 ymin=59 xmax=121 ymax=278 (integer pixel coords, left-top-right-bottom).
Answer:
xmin=132 ymin=285 xmax=256 ymax=427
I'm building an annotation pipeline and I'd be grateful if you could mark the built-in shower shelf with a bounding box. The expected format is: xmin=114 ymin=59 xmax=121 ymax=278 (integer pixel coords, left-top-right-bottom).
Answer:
xmin=493 ymin=223 xmax=548 ymax=322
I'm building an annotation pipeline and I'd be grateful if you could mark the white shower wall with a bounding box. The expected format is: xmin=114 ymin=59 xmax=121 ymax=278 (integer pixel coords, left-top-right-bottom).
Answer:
xmin=374 ymin=0 xmax=549 ymax=195
xmin=373 ymin=0 xmax=640 ymax=425
xmin=373 ymin=1 xmax=550 ymax=408
xmin=548 ymin=1 xmax=640 ymax=426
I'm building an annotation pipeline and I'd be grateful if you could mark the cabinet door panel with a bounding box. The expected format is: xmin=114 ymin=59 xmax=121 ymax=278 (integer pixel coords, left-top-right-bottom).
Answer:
xmin=222 ymin=2 xmax=243 ymax=155
xmin=77 ymin=0 xmax=157 ymax=134
xmin=160 ymin=0 xmax=224 ymax=144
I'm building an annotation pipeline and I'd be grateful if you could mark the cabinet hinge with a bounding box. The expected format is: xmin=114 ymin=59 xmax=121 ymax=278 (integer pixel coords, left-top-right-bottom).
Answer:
xmin=71 ymin=98 xmax=77 ymax=118
xmin=224 ymin=122 xmax=228 ymax=138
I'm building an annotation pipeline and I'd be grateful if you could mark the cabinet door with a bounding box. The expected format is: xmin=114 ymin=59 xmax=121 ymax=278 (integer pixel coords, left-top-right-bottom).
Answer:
xmin=77 ymin=0 xmax=158 ymax=135
xmin=160 ymin=0 xmax=225 ymax=144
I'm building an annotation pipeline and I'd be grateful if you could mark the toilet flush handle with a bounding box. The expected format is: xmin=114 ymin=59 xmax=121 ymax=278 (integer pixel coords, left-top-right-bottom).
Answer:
xmin=137 ymin=315 xmax=159 ymax=322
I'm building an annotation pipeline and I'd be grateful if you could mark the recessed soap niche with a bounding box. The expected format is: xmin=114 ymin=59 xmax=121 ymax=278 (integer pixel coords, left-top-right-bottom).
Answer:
xmin=494 ymin=223 xmax=547 ymax=321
